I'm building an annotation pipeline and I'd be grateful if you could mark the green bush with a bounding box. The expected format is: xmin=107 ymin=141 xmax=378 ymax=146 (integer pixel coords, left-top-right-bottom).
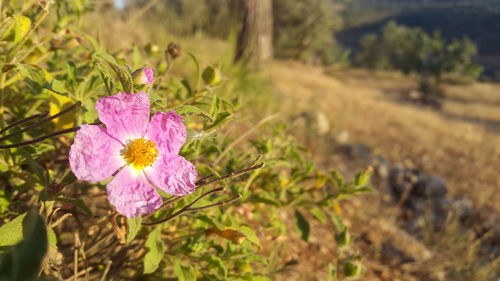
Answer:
xmin=0 ymin=1 xmax=369 ymax=280
xmin=356 ymin=21 xmax=483 ymax=82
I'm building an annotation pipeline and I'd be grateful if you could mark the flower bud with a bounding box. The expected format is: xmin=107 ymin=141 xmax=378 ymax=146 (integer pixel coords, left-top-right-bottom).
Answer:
xmin=166 ymin=42 xmax=181 ymax=59
xmin=132 ymin=67 xmax=154 ymax=85
xmin=202 ymin=65 xmax=222 ymax=86
xmin=343 ymin=261 xmax=363 ymax=279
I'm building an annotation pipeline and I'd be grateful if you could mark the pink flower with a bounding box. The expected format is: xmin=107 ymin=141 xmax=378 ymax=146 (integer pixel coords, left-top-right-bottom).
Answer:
xmin=132 ymin=67 xmax=154 ymax=85
xmin=69 ymin=92 xmax=197 ymax=217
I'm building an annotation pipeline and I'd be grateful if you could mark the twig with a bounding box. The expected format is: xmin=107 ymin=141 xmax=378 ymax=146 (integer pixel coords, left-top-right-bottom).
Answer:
xmin=213 ymin=113 xmax=279 ymax=165
xmin=99 ymin=260 xmax=112 ymax=281
xmin=142 ymin=187 xmax=242 ymax=226
xmin=0 ymin=101 xmax=81 ymax=142
xmin=64 ymin=267 xmax=93 ymax=281
xmin=196 ymin=154 xmax=264 ymax=188
xmin=0 ymin=126 xmax=80 ymax=149
xmin=0 ymin=111 xmax=48 ymax=135
xmin=74 ymin=233 xmax=79 ymax=281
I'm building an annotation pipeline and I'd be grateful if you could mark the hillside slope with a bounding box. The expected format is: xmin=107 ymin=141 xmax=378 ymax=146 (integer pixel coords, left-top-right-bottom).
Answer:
xmin=269 ymin=61 xmax=500 ymax=210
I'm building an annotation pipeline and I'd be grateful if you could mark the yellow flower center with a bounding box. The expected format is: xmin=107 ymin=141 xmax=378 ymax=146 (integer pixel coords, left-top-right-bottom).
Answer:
xmin=122 ymin=138 xmax=159 ymax=170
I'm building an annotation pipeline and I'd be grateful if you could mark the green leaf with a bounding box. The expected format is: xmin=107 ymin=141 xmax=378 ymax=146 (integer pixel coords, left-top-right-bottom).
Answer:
xmin=125 ymin=217 xmax=142 ymax=244
xmin=173 ymin=105 xmax=212 ymax=120
xmin=309 ymin=207 xmax=327 ymax=223
xmin=354 ymin=171 xmax=370 ymax=187
xmin=0 ymin=210 xmax=48 ymax=281
xmin=354 ymin=187 xmax=373 ymax=194
xmin=0 ymin=212 xmax=27 ymax=247
xmin=209 ymin=95 xmax=221 ymax=118
xmin=173 ymin=258 xmax=197 ymax=281
xmin=327 ymin=263 xmax=338 ymax=281
xmin=294 ymin=210 xmax=310 ymax=242
xmin=330 ymin=170 xmax=344 ymax=188
xmin=205 ymin=112 xmax=232 ymax=130
xmin=13 ymin=15 xmax=31 ymax=44
xmin=18 ymin=149 xmax=49 ymax=187
xmin=17 ymin=64 xmax=46 ymax=93
xmin=143 ymin=227 xmax=165 ymax=274
xmin=239 ymin=226 xmax=261 ymax=248
xmin=97 ymin=55 xmax=133 ymax=93
xmin=193 ymin=214 xmax=222 ymax=229
xmin=202 ymin=255 xmax=227 ymax=278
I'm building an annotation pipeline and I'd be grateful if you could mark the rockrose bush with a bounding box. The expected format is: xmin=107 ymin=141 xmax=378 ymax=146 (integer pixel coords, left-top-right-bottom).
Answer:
xmin=0 ymin=1 xmax=370 ymax=280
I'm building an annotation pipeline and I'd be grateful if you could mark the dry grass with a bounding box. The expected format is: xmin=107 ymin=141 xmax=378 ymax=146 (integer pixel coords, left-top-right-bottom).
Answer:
xmin=269 ymin=61 xmax=500 ymax=210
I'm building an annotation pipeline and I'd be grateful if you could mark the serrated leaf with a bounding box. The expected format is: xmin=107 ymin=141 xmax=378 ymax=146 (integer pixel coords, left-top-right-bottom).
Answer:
xmin=0 ymin=210 xmax=48 ymax=281
xmin=143 ymin=227 xmax=164 ymax=274
xmin=174 ymin=258 xmax=197 ymax=281
xmin=125 ymin=217 xmax=142 ymax=244
xmin=13 ymin=15 xmax=31 ymax=44
xmin=295 ymin=210 xmax=310 ymax=242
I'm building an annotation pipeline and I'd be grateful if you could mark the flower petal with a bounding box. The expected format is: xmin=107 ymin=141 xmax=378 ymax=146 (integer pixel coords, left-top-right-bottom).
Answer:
xmin=69 ymin=124 xmax=124 ymax=181
xmin=145 ymin=154 xmax=197 ymax=196
xmin=95 ymin=92 xmax=150 ymax=141
xmin=107 ymin=166 xmax=163 ymax=218
xmin=145 ymin=111 xmax=186 ymax=155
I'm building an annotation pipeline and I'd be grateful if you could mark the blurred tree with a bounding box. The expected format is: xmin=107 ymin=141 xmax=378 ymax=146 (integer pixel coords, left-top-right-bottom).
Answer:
xmin=273 ymin=0 xmax=347 ymax=65
xmin=234 ymin=0 xmax=273 ymax=63
xmin=356 ymin=21 xmax=482 ymax=96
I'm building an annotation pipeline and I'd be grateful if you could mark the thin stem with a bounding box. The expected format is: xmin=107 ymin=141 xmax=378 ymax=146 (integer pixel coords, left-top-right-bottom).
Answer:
xmin=196 ymin=155 xmax=264 ymax=188
xmin=0 ymin=111 xmax=48 ymax=135
xmin=187 ymin=194 xmax=242 ymax=211
xmin=142 ymin=187 xmax=230 ymax=226
xmin=213 ymin=113 xmax=279 ymax=165
xmin=0 ymin=126 xmax=80 ymax=149
xmin=0 ymin=101 xmax=81 ymax=142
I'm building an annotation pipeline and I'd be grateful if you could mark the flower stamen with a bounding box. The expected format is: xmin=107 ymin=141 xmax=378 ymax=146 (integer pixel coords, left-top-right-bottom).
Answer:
xmin=122 ymin=138 xmax=158 ymax=170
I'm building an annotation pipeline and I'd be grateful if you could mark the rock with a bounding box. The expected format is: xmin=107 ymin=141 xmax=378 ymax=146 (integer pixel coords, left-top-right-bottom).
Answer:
xmin=388 ymin=168 xmax=420 ymax=203
xmin=450 ymin=198 xmax=474 ymax=222
xmin=337 ymin=143 xmax=373 ymax=162
xmin=412 ymin=175 xmax=448 ymax=199
xmin=372 ymin=155 xmax=390 ymax=179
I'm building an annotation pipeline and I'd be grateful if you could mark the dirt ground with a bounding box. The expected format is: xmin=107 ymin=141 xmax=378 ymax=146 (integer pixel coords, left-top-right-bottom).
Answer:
xmin=267 ymin=61 xmax=500 ymax=280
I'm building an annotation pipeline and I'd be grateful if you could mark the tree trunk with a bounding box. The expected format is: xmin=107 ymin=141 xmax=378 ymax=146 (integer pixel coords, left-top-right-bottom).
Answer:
xmin=234 ymin=0 xmax=273 ymax=63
